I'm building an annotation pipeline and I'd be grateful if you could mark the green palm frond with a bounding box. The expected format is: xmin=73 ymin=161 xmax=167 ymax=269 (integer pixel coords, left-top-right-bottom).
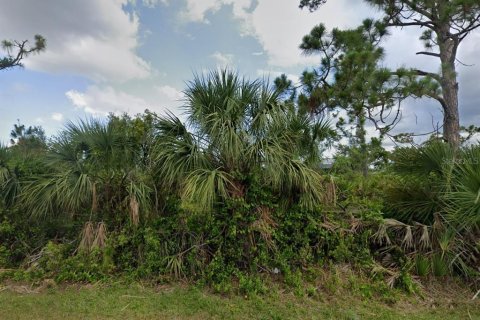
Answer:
xmin=21 ymin=171 xmax=93 ymax=217
xmin=18 ymin=117 xmax=156 ymax=221
xmin=181 ymin=168 xmax=235 ymax=212
xmin=154 ymin=69 xmax=331 ymax=212
xmin=391 ymin=141 xmax=455 ymax=178
xmin=154 ymin=114 xmax=210 ymax=188
xmin=0 ymin=144 xmax=20 ymax=206
xmin=127 ymin=173 xmax=154 ymax=224
xmin=446 ymin=144 xmax=480 ymax=229
xmin=279 ymin=159 xmax=324 ymax=209
xmin=388 ymin=142 xmax=455 ymax=224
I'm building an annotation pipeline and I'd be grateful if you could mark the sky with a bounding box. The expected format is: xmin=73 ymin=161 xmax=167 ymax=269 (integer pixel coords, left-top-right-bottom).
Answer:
xmin=0 ymin=0 xmax=479 ymax=146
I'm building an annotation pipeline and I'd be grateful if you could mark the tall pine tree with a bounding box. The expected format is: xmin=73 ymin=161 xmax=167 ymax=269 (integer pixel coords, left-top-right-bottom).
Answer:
xmin=300 ymin=0 xmax=480 ymax=148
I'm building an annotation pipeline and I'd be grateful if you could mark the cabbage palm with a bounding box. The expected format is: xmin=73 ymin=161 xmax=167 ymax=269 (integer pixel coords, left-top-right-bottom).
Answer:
xmin=19 ymin=118 xmax=154 ymax=224
xmin=0 ymin=144 xmax=20 ymax=207
xmin=387 ymin=141 xmax=455 ymax=224
xmin=389 ymin=141 xmax=480 ymax=230
xmin=0 ymin=137 xmax=47 ymax=208
xmin=447 ymin=145 xmax=480 ymax=230
xmin=387 ymin=141 xmax=480 ymax=275
xmin=154 ymin=70 xmax=331 ymax=212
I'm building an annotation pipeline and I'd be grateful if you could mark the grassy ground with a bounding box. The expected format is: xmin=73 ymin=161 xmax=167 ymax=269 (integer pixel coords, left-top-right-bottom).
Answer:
xmin=0 ymin=282 xmax=478 ymax=320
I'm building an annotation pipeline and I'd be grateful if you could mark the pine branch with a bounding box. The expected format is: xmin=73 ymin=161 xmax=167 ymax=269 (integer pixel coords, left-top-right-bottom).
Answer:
xmin=413 ymin=69 xmax=441 ymax=82
xmin=416 ymin=51 xmax=440 ymax=58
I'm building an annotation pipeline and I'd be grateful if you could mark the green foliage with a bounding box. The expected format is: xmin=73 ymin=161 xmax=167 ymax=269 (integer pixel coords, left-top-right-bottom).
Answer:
xmin=415 ymin=256 xmax=430 ymax=277
xmin=431 ymin=254 xmax=449 ymax=277
xmin=17 ymin=114 xmax=156 ymax=224
xmin=0 ymin=34 xmax=46 ymax=70
xmin=154 ymin=69 xmax=332 ymax=212
xmin=299 ymin=0 xmax=480 ymax=147
xmin=1 ymin=71 xmax=479 ymax=296
xmin=385 ymin=141 xmax=453 ymax=224
xmin=379 ymin=142 xmax=480 ymax=279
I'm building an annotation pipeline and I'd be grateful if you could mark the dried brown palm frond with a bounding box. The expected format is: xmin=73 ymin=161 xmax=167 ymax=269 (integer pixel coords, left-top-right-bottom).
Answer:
xmin=381 ymin=219 xmax=414 ymax=247
xmin=91 ymin=183 xmax=98 ymax=213
xmin=129 ymin=196 xmax=140 ymax=226
xmin=373 ymin=223 xmax=391 ymax=246
xmin=349 ymin=217 xmax=363 ymax=234
xmin=251 ymin=206 xmax=277 ymax=251
xmin=319 ymin=218 xmax=338 ymax=232
xmin=415 ymin=223 xmax=431 ymax=250
xmin=78 ymin=221 xmax=95 ymax=253
xmin=382 ymin=254 xmax=396 ymax=269
xmin=371 ymin=263 xmax=400 ymax=288
xmin=384 ymin=218 xmax=407 ymax=230
xmin=258 ymin=206 xmax=277 ymax=226
xmin=229 ymin=181 xmax=245 ymax=198
xmin=23 ymin=247 xmax=47 ymax=270
xmin=432 ymin=213 xmax=445 ymax=236
xmin=322 ymin=175 xmax=337 ymax=206
xmin=92 ymin=222 xmax=107 ymax=250
xmin=386 ymin=271 xmax=402 ymax=288
xmin=402 ymin=225 xmax=414 ymax=249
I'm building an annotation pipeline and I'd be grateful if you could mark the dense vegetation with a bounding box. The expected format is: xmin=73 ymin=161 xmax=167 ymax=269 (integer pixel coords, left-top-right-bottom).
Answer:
xmin=0 ymin=70 xmax=479 ymax=297
xmin=1 ymin=2 xmax=480 ymax=304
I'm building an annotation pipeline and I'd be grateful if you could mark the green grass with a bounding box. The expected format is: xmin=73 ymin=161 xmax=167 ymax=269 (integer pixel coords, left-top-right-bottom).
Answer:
xmin=0 ymin=283 xmax=478 ymax=319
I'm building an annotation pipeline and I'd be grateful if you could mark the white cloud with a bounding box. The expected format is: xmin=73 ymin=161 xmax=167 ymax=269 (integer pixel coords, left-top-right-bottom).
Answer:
xmin=180 ymin=0 xmax=253 ymax=30
xmin=141 ymin=0 xmax=168 ymax=8
xmin=180 ymin=0 xmax=369 ymax=67
xmin=66 ymin=86 xmax=149 ymax=115
xmin=211 ymin=52 xmax=234 ymax=68
xmin=66 ymin=85 xmax=183 ymax=116
xmin=246 ymin=0 xmax=375 ymax=67
xmin=0 ymin=0 xmax=151 ymax=82
xmin=180 ymin=0 xmax=221 ymax=23
xmin=51 ymin=113 xmax=64 ymax=122
xmin=65 ymin=90 xmax=88 ymax=109
xmin=156 ymin=85 xmax=184 ymax=102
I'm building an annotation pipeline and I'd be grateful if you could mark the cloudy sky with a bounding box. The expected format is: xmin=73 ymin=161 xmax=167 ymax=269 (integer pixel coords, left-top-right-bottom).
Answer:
xmin=0 ymin=0 xmax=479 ymax=145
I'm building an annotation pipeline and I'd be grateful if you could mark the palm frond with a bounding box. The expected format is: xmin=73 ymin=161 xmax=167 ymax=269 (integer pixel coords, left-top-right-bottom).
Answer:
xmin=446 ymin=144 xmax=480 ymax=229
xmin=20 ymin=171 xmax=94 ymax=217
xmin=181 ymin=168 xmax=235 ymax=212
xmin=391 ymin=141 xmax=454 ymax=178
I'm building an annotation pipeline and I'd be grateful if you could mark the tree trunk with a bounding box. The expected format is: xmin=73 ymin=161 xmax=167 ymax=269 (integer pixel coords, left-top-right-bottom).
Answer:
xmin=356 ymin=111 xmax=369 ymax=177
xmin=439 ymin=34 xmax=461 ymax=149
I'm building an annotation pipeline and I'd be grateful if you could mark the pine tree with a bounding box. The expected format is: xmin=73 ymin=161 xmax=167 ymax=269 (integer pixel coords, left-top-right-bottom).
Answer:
xmin=0 ymin=35 xmax=46 ymax=71
xmin=300 ymin=0 xmax=480 ymax=148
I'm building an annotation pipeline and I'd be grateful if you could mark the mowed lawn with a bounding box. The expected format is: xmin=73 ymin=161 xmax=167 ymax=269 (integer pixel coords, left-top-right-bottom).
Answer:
xmin=0 ymin=284 xmax=479 ymax=320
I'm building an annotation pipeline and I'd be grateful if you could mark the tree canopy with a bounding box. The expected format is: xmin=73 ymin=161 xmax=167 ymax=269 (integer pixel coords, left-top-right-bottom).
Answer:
xmin=154 ymin=69 xmax=333 ymax=212
xmin=299 ymin=0 xmax=480 ymax=148
xmin=0 ymin=34 xmax=46 ymax=71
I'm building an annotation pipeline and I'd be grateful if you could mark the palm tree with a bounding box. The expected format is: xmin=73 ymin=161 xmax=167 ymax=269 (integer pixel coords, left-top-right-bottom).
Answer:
xmin=387 ymin=141 xmax=455 ymax=224
xmin=153 ymin=69 xmax=331 ymax=212
xmin=0 ymin=144 xmax=20 ymax=207
xmin=1 ymin=125 xmax=47 ymax=208
xmin=447 ymin=145 xmax=480 ymax=229
xmin=19 ymin=117 xmax=155 ymax=225
xmin=386 ymin=141 xmax=480 ymax=276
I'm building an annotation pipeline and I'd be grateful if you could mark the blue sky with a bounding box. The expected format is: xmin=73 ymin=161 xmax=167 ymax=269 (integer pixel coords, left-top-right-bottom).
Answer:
xmin=1 ymin=0 xmax=479 ymax=145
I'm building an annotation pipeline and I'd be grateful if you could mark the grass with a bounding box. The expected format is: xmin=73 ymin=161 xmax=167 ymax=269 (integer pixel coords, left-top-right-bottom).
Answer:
xmin=0 ymin=282 xmax=478 ymax=320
